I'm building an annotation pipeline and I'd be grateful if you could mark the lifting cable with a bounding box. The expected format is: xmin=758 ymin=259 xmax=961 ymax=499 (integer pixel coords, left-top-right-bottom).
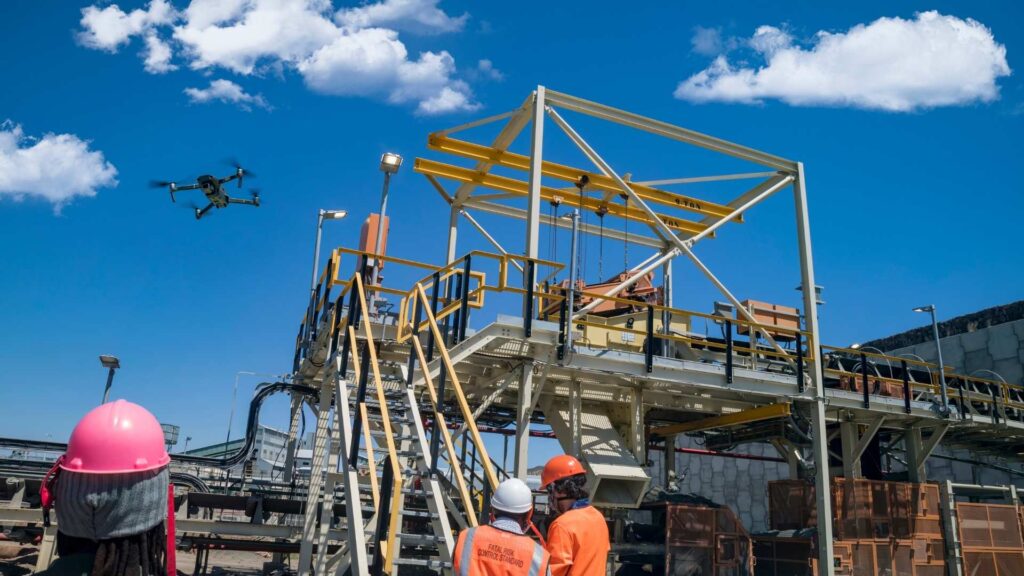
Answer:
xmin=596 ymin=205 xmax=608 ymax=281
xmin=548 ymin=196 xmax=561 ymax=278
xmin=574 ymin=176 xmax=590 ymax=285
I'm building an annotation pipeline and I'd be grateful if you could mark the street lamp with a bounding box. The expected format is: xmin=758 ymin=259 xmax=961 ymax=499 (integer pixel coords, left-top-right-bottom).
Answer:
xmin=913 ymin=304 xmax=949 ymax=415
xmin=309 ymin=209 xmax=348 ymax=310
xmin=370 ymin=152 xmax=402 ymax=315
xmin=98 ymin=355 xmax=120 ymax=404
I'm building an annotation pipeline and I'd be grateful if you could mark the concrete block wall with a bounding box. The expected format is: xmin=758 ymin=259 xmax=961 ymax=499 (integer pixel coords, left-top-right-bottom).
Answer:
xmin=886 ymin=318 xmax=1024 ymax=386
xmin=648 ymin=436 xmax=789 ymax=533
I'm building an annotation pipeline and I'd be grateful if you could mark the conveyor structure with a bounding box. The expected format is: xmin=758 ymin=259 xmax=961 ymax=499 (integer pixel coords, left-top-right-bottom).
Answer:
xmin=5 ymin=87 xmax=1024 ymax=576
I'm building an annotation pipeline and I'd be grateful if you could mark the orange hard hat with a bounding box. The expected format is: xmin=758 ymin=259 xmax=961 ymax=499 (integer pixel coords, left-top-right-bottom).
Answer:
xmin=540 ymin=454 xmax=586 ymax=489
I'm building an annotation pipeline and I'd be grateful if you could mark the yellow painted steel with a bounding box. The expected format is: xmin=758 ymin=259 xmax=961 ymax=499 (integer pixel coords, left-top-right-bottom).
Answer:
xmin=350 ymin=274 xmax=403 ymax=573
xmin=428 ymin=135 xmax=741 ymax=222
xmin=414 ymin=158 xmax=713 ymax=237
xmin=414 ymin=283 xmax=500 ymax=491
xmin=348 ymin=332 xmax=380 ymax=508
xmin=411 ymin=336 xmax=478 ymax=526
xmin=648 ymin=403 xmax=792 ymax=437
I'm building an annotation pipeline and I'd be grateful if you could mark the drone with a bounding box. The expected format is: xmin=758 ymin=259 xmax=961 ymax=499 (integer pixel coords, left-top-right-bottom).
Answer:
xmin=152 ymin=163 xmax=260 ymax=220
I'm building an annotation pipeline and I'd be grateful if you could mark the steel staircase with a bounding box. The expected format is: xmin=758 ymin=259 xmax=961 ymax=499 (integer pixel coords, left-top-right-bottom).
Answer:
xmin=296 ymin=269 xmax=500 ymax=576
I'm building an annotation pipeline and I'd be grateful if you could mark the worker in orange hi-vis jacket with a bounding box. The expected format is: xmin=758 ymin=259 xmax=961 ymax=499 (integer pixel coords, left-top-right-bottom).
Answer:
xmin=540 ymin=455 xmax=610 ymax=576
xmin=454 ymin=478 xmax=551 ymax=576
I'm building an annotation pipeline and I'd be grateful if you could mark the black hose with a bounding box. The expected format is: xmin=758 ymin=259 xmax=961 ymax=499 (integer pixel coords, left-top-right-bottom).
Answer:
xmin=0 ymin=382 xmax=317 ymax=472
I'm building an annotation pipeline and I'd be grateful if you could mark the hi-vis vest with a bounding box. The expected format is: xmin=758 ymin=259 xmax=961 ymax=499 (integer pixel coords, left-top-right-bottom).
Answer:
xmin=454 ymin=525 xmax=551 ymax=576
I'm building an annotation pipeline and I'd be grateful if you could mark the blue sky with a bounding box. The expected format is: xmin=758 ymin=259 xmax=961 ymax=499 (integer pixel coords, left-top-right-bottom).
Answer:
xmin=1 ymin=0 xmax=1022 ymax=460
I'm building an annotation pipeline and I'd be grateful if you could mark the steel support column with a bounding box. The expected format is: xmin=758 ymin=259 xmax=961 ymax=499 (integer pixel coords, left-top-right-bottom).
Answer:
xmin=791 ymin=163 xmax=834 ymax=575
xmin=446 ymin=205 xmax=459 ymax=265
xmin=283 ymin=394 xmax=302 ymax=483
xmin=906 ymin=427 xmax=925 ymax=483
xmin=514 ymin=362 xmax=534 ymax=478
xmin=523 ymin=87 xmax=544 ymax=294
xmin=840 ymin=419 xmax=861 ymax=479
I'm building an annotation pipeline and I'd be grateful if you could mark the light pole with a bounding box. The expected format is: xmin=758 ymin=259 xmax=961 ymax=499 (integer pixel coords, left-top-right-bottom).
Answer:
xmin=226 ymin=371 xmax=252 ymax=452
xmin=913 ymin=305 xmax=949 ymax=415
xmin=309 ymin=209 xmax=348 ymax=318
xmin=183 ymin=436 xmax=192 ymax=453
xmin=226 ymin=371 xmax=291 ymax=451
xmin=99 ymin=355 xmax=120 ymax=404
xmin=370 ymin=152 xmax=402 ymax=315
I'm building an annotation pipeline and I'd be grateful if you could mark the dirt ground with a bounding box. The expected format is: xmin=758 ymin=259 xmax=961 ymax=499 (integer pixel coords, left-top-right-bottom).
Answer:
xmin=0 ymin=541 xmax=288 ymax=576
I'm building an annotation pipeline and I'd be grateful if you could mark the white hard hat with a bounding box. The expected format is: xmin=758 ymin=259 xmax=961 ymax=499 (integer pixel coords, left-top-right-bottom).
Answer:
xmin=491 ymin=478 xmax=534 ymax=514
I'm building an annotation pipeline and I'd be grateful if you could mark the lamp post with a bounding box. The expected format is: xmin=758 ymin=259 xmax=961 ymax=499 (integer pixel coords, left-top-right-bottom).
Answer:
xmin=99 ymin=355 xmax=120 ymax=404
xmin=370 ymin=152 xmax=402 ymax=315
xmin=309 ymin=209 xmax=348 ymax=315
xmin=913 ymin=305 xmax=949 ymax=414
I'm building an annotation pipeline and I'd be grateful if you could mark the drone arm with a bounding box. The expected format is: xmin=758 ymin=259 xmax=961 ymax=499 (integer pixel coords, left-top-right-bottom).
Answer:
xmin=173 ymin=183 xmax=202 ymax=191
xmin=227 ymin=197 xmax=259 ymax=207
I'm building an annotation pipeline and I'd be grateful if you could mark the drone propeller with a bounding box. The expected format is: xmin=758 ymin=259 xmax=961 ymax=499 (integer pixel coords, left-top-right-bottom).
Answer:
xmin=149 ymin=180 xmax=174 ymax=189
xmin=224 ymin=158 xmax=256 ymax=187
xmin=250 ymin=189 xmax=261 ymax=206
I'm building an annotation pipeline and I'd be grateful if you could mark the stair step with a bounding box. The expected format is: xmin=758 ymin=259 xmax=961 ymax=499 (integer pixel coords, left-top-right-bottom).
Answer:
xmin=402 ymin=488 xmax=433 ymax=496
xmin=397 ymin=533 xmax=446 ymax=545
xmin=370 ymin=432 xmax=418 ymax=441
xmin=392 ymin=558 xmax=452 ymax=569
xmin=401 ymin=509 xmax=440 ymax=519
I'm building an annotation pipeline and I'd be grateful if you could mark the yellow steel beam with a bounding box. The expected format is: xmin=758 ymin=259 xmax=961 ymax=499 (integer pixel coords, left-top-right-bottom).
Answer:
xmin=649 ymin=403 xmax=791 ymax=437
xmin=414 ymin=158 xmax=713 ymax=237
xmin=428 ymin=134 xmax=741 ymax=222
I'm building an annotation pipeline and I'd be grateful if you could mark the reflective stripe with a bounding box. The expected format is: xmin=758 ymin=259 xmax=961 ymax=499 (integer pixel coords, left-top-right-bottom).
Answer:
xmin=527 ymin=542 xmax=545 ymax=576
xmin=458 ymin=527 xmax=477 ymax=576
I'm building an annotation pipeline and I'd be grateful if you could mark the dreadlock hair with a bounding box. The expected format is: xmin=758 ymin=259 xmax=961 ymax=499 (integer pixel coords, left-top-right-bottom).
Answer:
xmin=551 ymin=473 xmax=589 ymax=500
xmin=57 ymin=523 xmax=167 ymax=576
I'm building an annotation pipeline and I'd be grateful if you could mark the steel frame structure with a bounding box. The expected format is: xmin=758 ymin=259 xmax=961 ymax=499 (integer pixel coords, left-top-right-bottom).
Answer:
xmin=415 ymin=86 xmax=836 ymax=573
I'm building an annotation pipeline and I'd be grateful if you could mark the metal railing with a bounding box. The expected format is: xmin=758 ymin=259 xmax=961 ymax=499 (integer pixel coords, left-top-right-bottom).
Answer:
xmin=299 ymin=248 xmax=1024 ymax=428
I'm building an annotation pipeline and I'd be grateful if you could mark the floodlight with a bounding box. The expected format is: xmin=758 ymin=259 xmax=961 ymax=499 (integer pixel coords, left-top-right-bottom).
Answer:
xmin=99 ymin=355 xmax=120 ymax=369
xmin=322 ymin=209 xmax=348 ymax=220
xmin=913 ymin=305 xmax=934 ymax=313
xmin=379 ymin=152 xmax=403 ymax=174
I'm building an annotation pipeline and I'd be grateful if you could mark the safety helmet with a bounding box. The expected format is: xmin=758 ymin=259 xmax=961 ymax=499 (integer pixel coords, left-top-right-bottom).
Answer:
xmin=61 ymin=400 xmax=170 ymax=474
xmin=490 ymin=478 xmax=534 ymax=514
xmin=540 ymin=454 xmax=586 ymax=489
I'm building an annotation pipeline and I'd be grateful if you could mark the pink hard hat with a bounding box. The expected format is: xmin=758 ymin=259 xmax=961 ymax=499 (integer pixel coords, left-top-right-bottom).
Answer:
xmin=60 ymin=400 xmax=170 ymax=474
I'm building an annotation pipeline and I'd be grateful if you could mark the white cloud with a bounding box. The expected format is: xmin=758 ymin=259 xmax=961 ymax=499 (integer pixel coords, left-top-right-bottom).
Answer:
xmin=298 ymin=28 xmax=478 ymax=113
xmin=184 ymin=79 xmax=271 ymax=110
xmin=143 ymin=33 xmax=176 ymax=73
xmin=173 ymin=0 xmax=340 ymax=74
xmin=76 ymin=0 xmax=480 ymax=114
xmin=335 ymin=0 xmax=467 ymax=35
xmin=0 ymin=121 xmax=118 ymax=210
xmin=78 ymin=0 xmax=177 ymax=52
xmin=675 ymin=12 xmax=1012 ymax=112
xmin=691 ymin=26 xmax=723 ymax=56
xmin=477 ymin=59 xmax=503 ymax=81
xmin=748 ymin=25 xmax=791 ymax=56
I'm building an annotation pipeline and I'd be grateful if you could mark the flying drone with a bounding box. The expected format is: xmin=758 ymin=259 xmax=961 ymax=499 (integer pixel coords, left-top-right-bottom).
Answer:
xmin=151 ymin=163 xmax=260 ymax=220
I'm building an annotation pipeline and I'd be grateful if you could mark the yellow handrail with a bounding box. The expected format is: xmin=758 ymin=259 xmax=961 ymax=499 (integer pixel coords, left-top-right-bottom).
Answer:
xmin=413 ymin=283 xmax=500 ymax=491
xmin=410 ymin=336 xmax=478 ymax=525
xmin=350 ymin=274 xmax=403 ymax=573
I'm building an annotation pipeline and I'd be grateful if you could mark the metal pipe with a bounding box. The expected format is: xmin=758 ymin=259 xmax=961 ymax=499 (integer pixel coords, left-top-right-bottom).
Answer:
xmin=646 ymin=443 xmax=786 ymax=464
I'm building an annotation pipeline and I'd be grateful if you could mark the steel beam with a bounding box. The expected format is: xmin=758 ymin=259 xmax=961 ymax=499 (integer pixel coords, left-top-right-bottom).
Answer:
xmin=514 ymin=362 xmax=534 ymax=478
xmin=544 ymin=89 xmax=798 ymax=172
xmin=428 ymin=135 xmax=738 ymax=221
xmin=452 ymin=96 xmax=533 ymax=204
xmin=648 ymin=403 xmax=791 ymax=437
xmin=415 ymin=158 xmax=710 ymax=236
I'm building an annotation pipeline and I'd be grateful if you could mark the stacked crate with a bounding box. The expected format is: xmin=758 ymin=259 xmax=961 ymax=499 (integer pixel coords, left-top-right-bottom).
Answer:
xmin=757 ymin=478 xmax=946 ymax=575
